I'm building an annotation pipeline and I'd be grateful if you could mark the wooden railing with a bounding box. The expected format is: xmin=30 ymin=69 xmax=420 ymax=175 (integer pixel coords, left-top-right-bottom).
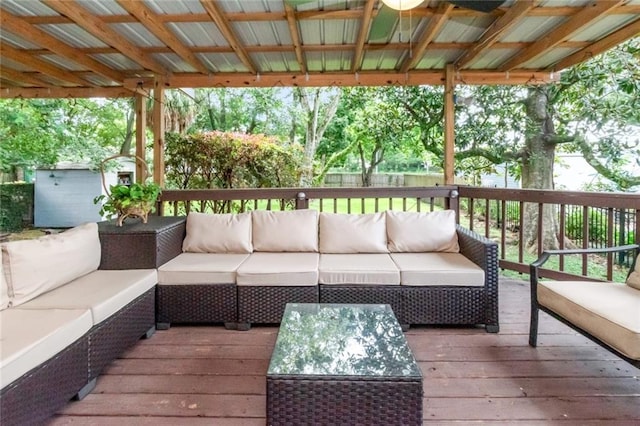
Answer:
xmin=457 ymin=186 xmax=640 ymax=281
xmin=158 ymin=186 xmax=459 ymax=216
xmin=158 ymin=185 xmax=640 ymax=281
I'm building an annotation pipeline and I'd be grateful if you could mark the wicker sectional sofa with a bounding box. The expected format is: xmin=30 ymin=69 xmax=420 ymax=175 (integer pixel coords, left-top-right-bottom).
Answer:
xmin=157 ymin=209 xmax=499 ymax=332
xmin=0 ymin=223 xmax=157 ymax=425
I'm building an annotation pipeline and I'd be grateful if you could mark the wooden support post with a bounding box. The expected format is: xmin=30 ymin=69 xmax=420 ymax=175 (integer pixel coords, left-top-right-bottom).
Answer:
xmin=152 ymin=77 xmax=165 ymax=187
xmin=135 ymin=92 xmax=146 ymax=183
xmin=444 ymin=63 xmax=455 ymax=185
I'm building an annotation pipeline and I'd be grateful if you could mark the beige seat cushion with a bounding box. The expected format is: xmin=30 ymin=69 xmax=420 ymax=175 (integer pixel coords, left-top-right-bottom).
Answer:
xmin=182 ymin=212 xmax=253 ymax=253
xmin=159 ymin=253 xmax=250 ymax=284
xmin=390 ymin=253 xmax=484 ymax=286
xmin=1 ymin=222 xmax=101 ymax=307
xmin=538 ymin=280 xmax=640 ymax=360
xmin=252 ymin=210 xmax=319 ymax=252
xmin=18 ymin=269 xmax=157 ymax=324
xmin=319 ymin=254 xmax=400 ymax=285
xmin=626 ymin=254 xmax=640 ymax=290
xmin=386 ymin=210 xmax=459 ymax=253
xmin=319 ymin=212 xmax=388 ymax=253
xmin=0 ymin=308 xmax=92 ymax=389
xmin=237 ymin=252 xmax=319 ymax=286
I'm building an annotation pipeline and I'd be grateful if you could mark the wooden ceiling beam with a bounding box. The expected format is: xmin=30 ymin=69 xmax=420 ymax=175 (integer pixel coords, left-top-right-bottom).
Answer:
xmin=284 ymin=2 xmax=306 ymax=73
xmin=400 ymin=2 xmax=453 ymax=73
xmin=455 ymin=0 xmax=536 ymax=70
xmin=0 ymin=86 xmax=135 ymax=99
xmin=1 ymin=11 xmax=126 ymax=84
xmin=116 ymin=0 xmax=209 ymax=75
xmin=499 ymin=1 xmax=625 ymax=71
xmin=200 ymin=0 xmax=257 ymax=74
xmin=550 ymin=17 xmax=640 ymax=72
xmin=0 ymin=67 xmax=50 ymax=87
xmin=123 ymin=70 xmax=557 ymax=89
xmin=18 ymin=5 xmax=640 ymax=25
xmin=0 ymin=43 xmax=90 ymax=86
xmin=27 ymin=41 xmax=546 ymax=56
xmin=43 ymin=0 xmax=169 ymax=75
xmin=351 ymin=0 xmax=376 ymax=73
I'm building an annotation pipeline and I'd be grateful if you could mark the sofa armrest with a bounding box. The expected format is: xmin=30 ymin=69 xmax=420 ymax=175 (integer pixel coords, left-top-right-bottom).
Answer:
xmin=529 ymin=244 xmax=639 ymax=293
xmin=456 ymin=224 xmax=498 ymax=279
xmin=456 ymin=225 xmax=499 ymax=331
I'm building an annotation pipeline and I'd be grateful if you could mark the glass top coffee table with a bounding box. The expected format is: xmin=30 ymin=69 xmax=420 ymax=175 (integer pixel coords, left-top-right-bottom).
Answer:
xmin=267 ymin=303 xmax=423 ymax=426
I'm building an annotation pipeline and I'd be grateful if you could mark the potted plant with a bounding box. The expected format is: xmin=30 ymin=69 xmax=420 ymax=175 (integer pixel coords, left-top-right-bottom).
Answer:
xmin=94 ymin=182 xmax=161 ymax=226
xmin=94 ymin=154 xmax=161 ymax=226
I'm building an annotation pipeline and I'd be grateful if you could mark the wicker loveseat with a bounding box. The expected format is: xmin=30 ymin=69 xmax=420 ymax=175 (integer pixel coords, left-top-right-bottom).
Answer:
xmin=0 ymin=223 xmax=158 ymax=425
xmin=157 ymin=209 xmax=499 ymax=332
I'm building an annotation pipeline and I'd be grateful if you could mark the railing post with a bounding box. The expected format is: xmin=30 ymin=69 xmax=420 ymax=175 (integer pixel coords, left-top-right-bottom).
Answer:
xmin=296 ymin=192 xmax=309 ymax=210
xmin=447 ymin=188 xmax=459 ymax=223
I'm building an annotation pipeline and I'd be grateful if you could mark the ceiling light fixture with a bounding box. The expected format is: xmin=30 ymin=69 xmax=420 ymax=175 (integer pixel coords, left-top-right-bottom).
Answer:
xmin=381 ymin=0 xmax=423 ymax=11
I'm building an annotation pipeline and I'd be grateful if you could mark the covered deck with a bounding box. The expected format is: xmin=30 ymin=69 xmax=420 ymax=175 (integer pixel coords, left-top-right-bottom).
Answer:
xmin=49 ymin=278 xmax=640 ymax=425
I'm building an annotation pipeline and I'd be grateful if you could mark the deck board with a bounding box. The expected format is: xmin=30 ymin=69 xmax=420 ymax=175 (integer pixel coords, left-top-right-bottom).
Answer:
xmin=49 ymin=278 xmax=640 ymax=425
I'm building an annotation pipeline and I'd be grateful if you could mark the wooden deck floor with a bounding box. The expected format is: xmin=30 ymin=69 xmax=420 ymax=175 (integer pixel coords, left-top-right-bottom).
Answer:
xmin=49 ymin=278 xmax=640 ymax=425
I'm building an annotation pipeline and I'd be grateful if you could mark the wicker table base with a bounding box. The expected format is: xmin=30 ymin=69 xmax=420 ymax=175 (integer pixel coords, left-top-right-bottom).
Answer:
xmin=267 ymin=304 xmax=423 ymax=426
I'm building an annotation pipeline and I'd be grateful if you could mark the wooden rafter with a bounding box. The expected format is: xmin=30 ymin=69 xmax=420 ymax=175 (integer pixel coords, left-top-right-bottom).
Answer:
xmin=116 ymin=0 xmax=209 ymax=75
xmin=284 ymin=2 xmax=306 ymax=74
xmin=123 ymin=70 xmax=557 ymax=90
xmin=0 ymin=87 xmax=135 ymax=99
xmin=0 ymin=43 xmax=90 ymax=86
xmin=42 ymin=0 xmax=168 ymax=75
xmin=17 ymin=4 xmax=640 ymax=25
xmin=400 ymin=2 xmax=453 ymax=73
xmin=1 ymin=11 xmax=126 ymax=84
xmin=455 ymin=0 xmax=536 ymax=70
xmin=499 ymin=1 xmax=625 ymax=71
xmin=0 ymin=67 xmax=50 ymax=87
xmin=200 ymin=0 xmax=257 ymax=74
xmin=351 ymin=0 xmax=377 ymax=73
xmin=549 ymin=17 xmax=640 ymax=71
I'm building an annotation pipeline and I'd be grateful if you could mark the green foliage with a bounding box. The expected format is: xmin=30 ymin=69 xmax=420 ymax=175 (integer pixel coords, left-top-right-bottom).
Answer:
xmin=93 ymin=182 xmax=161 ymax=218
xmin=0 ymin=183 xmax=34 ymax=232
xmin=165 ymin=131 xmax=302 ymax=190
xmin=565 ymin=208 xmax=636 ymax=245
xmin=0 ymin=98 xmax=131 ymax=175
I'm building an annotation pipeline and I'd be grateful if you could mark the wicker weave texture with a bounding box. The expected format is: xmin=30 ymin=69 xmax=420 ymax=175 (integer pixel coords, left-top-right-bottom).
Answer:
xmin=88 ymin=288 xmax=155 ymax=379
xmin=456 ymin=225 xmax=500 ymax=329
xmin=156 ymin=284 xmax=237 ymax=324
xmin=319 ymin=286 xmax=404 ymax=323
xmin=98 ymin=216 xmax=185 ymax=269
xmin=402 ymin=286 xmax=486 ymax=324
xmin=267 ymin=377 xmax=423 ymax=426
xmin=0 ymin=335 xmax=88 ymax=426
xmin=238 ymin=286 xmax=319 ymax=324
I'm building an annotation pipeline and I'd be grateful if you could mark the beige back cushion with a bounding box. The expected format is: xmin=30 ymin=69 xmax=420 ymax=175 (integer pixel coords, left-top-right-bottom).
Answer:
xmin=2 ymin=222 xmax=101 ymax=307
xmin=182 ymin=212 xmax=252 ymax=253
xmin=319 ymin=212 xmax=388 ymax=253
xmin=252 ymin=210 xmax=319 ymax=252
xmin=626 ymin=254 xmax=640 ymax=290
xmin=386 ymin=210 xmax=459 ymax=253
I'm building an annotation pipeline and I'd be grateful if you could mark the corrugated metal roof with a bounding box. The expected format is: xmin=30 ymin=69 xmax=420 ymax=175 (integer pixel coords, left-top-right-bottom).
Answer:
xmin=36 ymin=24 xmax=109 ymax=49
xmin=0 ymin=0 xmax=637 ymax=93
xmin=167 ymin=22 xmax=229 ymax=47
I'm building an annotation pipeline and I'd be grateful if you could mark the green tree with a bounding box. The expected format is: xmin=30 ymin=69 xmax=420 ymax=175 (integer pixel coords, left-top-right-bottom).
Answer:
xmin=296 ymin=87 xmax=341 ymax=186
xmin=193 ymin=88 xmax=292 ymax=137
xmin=0 ymin=98 xmax=129 ymax=180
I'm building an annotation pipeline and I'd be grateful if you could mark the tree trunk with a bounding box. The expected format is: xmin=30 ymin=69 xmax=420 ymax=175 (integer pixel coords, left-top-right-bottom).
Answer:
xmin=297 ymin=88 xmax=341 ymax=187
xmin=521 ymin=86 xmax=561 ymax=251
